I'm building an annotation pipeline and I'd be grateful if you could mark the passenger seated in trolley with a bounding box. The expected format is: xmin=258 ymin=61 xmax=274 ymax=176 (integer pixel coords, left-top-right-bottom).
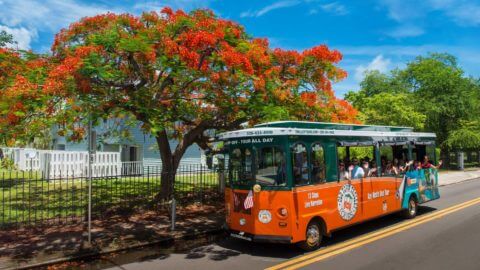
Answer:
xmin=368 ymin=161 xmax=378 ymax=177
xmin=311 ymin=159 xmax=326 ymax=183
xmin=338 ymin=162 xmax=349 ymax=180
xmin=422 ymin=155 xmax=442 ymax=169
xmin=348 ymin=158 xmax=365 ymax=179
xmin=293 ymin=152 xmax=309 ymax=185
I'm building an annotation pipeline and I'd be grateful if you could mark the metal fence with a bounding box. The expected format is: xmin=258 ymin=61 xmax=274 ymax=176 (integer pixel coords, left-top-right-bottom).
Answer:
xmin=446 ymin=151 xmax=480 ymax=169
xmin=0 ymin=164 xmax=223 ymax=228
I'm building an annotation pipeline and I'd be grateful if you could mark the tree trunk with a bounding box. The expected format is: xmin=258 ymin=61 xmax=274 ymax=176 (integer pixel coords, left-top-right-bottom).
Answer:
xmin=159 ymin=162 xmax=175 ymax=202
xmin=155 ymin=129 xmax=176 ymax=202
xmin=154 ymin=125 xmax=207 ymax=202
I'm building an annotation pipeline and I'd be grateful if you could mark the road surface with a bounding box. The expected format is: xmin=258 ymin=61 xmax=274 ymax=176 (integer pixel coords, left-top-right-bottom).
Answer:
xmin=79 ymin=178 xmax=480 ymax=270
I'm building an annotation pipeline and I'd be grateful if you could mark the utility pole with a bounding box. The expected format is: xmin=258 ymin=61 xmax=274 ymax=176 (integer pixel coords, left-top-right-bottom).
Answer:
xmin=87 ymin=116 xmax=96 ymax=245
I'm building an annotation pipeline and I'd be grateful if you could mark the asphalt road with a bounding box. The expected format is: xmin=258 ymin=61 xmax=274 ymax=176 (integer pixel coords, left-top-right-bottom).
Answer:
xmin=79 ymin=178 xmax=480 ymax=270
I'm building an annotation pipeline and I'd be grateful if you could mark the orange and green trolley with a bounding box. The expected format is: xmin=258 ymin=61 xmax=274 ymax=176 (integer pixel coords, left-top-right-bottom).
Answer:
xmin=218 ymin=121 xmax=440 ymax=250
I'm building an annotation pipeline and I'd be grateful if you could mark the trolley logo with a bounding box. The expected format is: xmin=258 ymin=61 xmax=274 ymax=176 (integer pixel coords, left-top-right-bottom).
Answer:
xmin=337 ymin=184 xmax=358 ymax=221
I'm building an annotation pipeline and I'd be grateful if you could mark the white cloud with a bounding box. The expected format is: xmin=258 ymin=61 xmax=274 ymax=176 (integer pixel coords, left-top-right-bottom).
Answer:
xmin=379 ymin=0 xmax=480 ymax=27
xmin=386 ymin=24 xmax=425 ymax=38
xmin=133 ymin=0 xmax=214 ymax=13
xmin=427 ymin=0 xmax=480 ymax=25
xmin=241 ymin=0 xmax=349 ymax=18
xmin=0 ymin=25 xmax=37 ymax=50
xmin=240 ymin=0 xmax=300 ymax=18
xmin=320 ymin=2 xmax=349 ymax=15
xmin=379 ymin=0 xmax=426 ymax=22
xmin=445 ymin=2 xmax=480 ymax=26
xmin=354 ymin=55 xmax=391 ymax=81
xmin=0 ymin=0 xmax=124 ymax=49
xmin=0 ymin=0 xmax=122 ymax=31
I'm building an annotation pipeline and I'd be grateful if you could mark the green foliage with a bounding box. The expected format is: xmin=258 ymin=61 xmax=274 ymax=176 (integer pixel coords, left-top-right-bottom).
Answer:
xmin=337 ymin=146 xmax=374 ymax=161
xmin=345 ymin=70 xmax=409 ymax=107
xmin=442 ymin=121 xmax=480 ymax=151
xmin=0 ymin=30 xmax=15 ymax=47
xmin=1 ymin=157 xmax=17 ymax=170
xmin=346 ymin=53 xmax=480 ymax=150
xmin=358 ymin=93 xmax=426 ymax=130
xmin=443 ymin=129 xmax=480 ymax=151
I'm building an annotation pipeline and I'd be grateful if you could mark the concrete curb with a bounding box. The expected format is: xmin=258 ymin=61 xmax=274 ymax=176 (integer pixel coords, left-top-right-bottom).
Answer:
xmin=438 ymin=176 xmax=480 ymax=187
xmin=10 ymin=228 xmax=225 ymax=270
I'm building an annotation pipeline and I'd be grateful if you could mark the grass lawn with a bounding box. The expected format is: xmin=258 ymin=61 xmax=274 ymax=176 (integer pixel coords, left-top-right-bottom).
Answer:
xmin=0 ymin=170 xmax=220 ymax=227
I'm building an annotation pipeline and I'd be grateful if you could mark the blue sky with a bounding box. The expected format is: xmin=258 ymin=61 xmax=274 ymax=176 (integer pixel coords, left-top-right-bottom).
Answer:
xmin=1 ymin=0 xmax=480 ymax=97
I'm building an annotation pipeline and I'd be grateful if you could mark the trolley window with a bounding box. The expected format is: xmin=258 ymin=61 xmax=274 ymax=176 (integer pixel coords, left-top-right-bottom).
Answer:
xmin=311 ymin=143 xmax=326 ymax=184
xmin=291 ymin=143 xmax=309 ymax=186
xmin=255 ymin=146 xmax=287 ymax=186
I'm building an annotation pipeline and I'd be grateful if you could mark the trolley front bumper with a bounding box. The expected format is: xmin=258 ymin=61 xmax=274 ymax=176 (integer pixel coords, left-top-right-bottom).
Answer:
xmin=229 ymin=230 xmax=291 ymax=244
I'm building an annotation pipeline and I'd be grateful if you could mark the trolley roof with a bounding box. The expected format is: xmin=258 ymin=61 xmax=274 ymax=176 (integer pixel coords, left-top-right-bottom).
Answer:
xmin=217 ymin=121 xmax=436 ymax=140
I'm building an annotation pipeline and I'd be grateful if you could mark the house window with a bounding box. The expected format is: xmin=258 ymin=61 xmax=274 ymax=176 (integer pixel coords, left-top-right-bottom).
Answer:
xmin=56 ymin=144 xmax=66 ymax=150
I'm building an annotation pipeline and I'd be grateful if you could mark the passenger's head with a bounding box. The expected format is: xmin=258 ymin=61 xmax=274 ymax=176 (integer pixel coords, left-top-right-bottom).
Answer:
xmin=362 ymin=161 xmax=369 ymax=169
xmin=339 ymin=162 xmax=345 ymax=170
xmin=414 ymin=160 xmax=420 ymax=168
xmin=424 ymin=155 xmax=429 ymax=163
xmin=352 ymin=158 xmax=359 ymax=165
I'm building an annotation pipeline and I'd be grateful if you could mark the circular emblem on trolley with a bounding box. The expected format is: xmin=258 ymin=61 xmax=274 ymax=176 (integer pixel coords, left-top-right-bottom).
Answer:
xmin=337 ymin=184 xmax=358 ymax=221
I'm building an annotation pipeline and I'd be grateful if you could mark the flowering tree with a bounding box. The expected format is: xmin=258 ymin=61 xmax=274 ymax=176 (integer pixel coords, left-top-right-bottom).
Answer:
xmin=3 ymin=8 xmax=357 ymax=198
xmin=0 ymin=48 xmax=58 ymax=147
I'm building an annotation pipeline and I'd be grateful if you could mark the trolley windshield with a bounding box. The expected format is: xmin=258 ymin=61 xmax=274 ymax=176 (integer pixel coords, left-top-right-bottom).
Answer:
xmin=228 ymin=143 xmax=287 ymax=188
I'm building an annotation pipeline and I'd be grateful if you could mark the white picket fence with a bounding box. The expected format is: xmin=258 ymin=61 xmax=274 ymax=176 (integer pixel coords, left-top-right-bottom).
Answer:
xmin=1 ymin=147 xmax=208 ymax=178
xmin=2 ymin=147 xmax=121 ymax=179
xmin=2 ymin=148 xmax=42 ymax=171
xmin=42 ymin=151 xmax=121 ymax=178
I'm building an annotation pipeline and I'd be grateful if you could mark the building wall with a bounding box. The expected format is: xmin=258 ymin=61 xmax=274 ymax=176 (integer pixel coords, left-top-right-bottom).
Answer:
xmin=51 ymin=121 xmax=203 ymax=163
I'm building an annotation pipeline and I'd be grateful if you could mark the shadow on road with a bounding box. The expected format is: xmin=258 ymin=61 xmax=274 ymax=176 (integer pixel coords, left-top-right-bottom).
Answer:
xmin=55 ymin=206 xmax=437 ymax=269
xmin=214 ymin=206 xmax=437 ymax=260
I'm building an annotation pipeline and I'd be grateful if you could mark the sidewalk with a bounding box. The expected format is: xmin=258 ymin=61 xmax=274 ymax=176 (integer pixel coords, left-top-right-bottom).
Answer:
xmin=438 ymin=168 xmax=480 ymax=186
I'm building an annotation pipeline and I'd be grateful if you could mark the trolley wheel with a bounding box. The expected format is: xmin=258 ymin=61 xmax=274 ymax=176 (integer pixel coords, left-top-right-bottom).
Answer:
xmin=298 ymin=221 xmax=322 ymax=251
xmin=403 ymin=195 xmax=418 ymax=219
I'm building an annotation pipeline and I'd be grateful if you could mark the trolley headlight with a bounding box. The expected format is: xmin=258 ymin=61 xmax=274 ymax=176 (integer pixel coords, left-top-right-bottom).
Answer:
xmin=278 ymin=207 xmax=288 ymax=218
xmin=258 ymin=210 xmax=272 ymax=224
xmin=239 ymin=218 xmax=246 ymax=226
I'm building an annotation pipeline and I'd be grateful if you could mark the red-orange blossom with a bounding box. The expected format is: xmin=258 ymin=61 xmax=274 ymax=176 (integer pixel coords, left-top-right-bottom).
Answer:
xmin=1 ymin=7 xmax=358 ymax=198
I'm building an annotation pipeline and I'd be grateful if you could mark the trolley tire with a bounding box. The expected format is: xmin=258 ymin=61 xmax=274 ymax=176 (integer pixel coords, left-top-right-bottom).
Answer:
xmin=403 ymin=195 xmax=418 ymax=219
xmin=298 ymin=221 xmax=322 ymax=251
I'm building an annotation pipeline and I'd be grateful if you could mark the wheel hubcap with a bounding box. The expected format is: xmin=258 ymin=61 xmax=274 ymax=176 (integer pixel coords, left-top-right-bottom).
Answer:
xmin=306 ymin=226 xmax=320 ymax=246
xmin=409 ymin=200 xmax=416 ymax=215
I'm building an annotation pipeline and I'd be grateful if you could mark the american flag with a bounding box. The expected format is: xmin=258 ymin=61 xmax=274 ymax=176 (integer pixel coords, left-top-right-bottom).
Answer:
xmin=244 ymin=190 xmax=254 ymax=209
